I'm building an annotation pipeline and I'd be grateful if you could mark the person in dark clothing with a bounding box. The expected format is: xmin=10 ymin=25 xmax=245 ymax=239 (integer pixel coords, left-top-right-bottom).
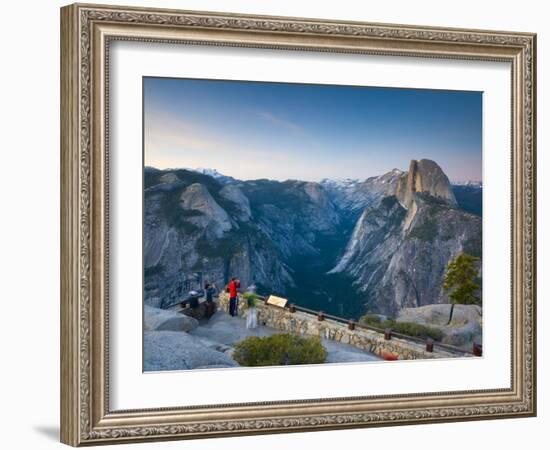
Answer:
xmin=204 ymin=282 xmax=217 ymax=318
xmin=204 ymin=283 xmax=217 ymax=303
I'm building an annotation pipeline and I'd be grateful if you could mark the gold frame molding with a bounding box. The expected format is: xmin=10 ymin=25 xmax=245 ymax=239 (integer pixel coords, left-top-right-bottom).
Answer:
xmin=60 ymin=3 xmax=537 ymax=446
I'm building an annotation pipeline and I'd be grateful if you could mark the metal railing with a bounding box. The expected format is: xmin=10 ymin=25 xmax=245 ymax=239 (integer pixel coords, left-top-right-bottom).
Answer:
xmin=229 ymin=293 xmax=475 ymax=356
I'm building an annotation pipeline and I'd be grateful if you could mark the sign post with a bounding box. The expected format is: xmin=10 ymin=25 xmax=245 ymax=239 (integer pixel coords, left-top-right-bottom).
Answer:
xmin=266 ymin=295 xmax=288 ymax=308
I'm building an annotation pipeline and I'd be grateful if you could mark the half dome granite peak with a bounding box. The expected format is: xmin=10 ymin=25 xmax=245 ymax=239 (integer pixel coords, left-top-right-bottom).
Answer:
xmin=396 ymin=159 xmax=458 ymax=210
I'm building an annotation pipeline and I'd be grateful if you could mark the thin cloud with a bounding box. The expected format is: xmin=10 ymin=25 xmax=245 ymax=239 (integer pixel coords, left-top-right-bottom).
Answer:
xmin=144 ymin=109 xmax=298 ymax=179
xmin=257 ymin=111 xmax=306 ymax=135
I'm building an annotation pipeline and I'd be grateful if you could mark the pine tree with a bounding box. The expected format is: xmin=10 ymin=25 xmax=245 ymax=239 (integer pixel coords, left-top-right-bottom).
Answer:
xmin=443 ymin=253 xmax=480 ymax=325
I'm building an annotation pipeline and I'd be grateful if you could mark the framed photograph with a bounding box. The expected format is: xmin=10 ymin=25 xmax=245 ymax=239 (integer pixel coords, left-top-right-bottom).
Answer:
xmin=60 ymin=3 xmax=536 ymax=446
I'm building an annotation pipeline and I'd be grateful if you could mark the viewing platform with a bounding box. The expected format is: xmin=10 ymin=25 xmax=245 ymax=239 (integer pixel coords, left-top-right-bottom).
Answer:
xmin=144 ymin=291 xmax=475 ymax=372
xmin=217 ymin=293 xmax=474 ymax=361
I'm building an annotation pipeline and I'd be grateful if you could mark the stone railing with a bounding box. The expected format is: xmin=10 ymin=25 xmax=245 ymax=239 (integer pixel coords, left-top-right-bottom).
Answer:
xmin=217 ymin=293 xmax=472 ymax=360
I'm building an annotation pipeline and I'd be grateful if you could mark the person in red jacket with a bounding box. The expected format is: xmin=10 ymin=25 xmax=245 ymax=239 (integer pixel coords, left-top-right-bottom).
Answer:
xmin=228 ymin=277 xmax=240 ymax=316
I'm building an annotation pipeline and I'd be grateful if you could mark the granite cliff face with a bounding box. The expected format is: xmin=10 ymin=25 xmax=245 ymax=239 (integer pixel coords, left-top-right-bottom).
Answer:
xmin=179 ymin=183 xmax=233 ymax=238
xmin=330 ymin=159 xmax=481 ymax=316
xmin=143 ymin=169 xmax=293 ymax=308
xmin=320 ymin=168 xmax=404 ymax=217
xmin=240 ymin=179 xmax=341 ymax=260
xmin=395 ymin=159 xmax=457 ymax=230
xmin=143 ymin=169 xmax=343 ymax=308
xmin=396 ymin=159 xmax=457 ymax=210
xmin=144 ymin=160 xmax=481 ymax=318
xmin=219 ymin=184 xmax=251 ymax=222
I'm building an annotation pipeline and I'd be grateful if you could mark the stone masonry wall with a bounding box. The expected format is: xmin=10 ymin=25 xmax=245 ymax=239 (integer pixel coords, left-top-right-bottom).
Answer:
xmin=218 ymin=294 xmax=470 ymax=360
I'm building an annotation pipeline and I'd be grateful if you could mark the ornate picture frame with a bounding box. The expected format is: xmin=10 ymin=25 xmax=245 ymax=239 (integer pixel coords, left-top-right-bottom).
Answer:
xmin=60 ymin=3 xmax=536 ymax=446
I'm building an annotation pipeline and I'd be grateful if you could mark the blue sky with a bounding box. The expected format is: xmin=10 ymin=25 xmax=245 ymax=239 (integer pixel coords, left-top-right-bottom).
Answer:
xmin=144 ymin=77 xmax=482 ymax=182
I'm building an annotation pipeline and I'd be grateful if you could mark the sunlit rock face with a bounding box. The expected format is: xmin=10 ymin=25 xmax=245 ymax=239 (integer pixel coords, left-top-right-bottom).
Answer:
xmin=396 ymin=159 xmax=457 ymax=210
xmin=395 ymin=159 xmax=457 ymax=230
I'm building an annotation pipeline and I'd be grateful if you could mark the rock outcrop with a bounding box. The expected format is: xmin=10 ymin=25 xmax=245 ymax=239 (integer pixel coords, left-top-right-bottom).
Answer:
xmin=301 ymin=182 xmax=340 ymax=231
xmin=179 ymin=183 xmax=232 ymax=238
xmin=159 ymin=172 xmax=179 ymax=184
xmin=396 ymin=304 xmax=482 ymax=349
xmin=219 ymin=184 xmax=251 ymax=222
xmin=331 ymin=159 xmax=481 ymax=316
xmin=144 ymin=305 xmax=199 ymax=332
xmin=143 ymin=170 xmax=294 ymax=308
xmin=321 ymin=168 xmax=404 ymax=216
xmin=330 ymin=196 xmax=406 ymax=274
xmin=396 ymin=159 xmax=457 ymax=210
xmin=395 ymin=159 xmax=457 ymax=229
xmin=143 ymin=331 xmax=238 ymax=371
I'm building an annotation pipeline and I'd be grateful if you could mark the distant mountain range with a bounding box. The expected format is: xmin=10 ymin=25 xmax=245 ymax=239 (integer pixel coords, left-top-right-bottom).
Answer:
xmin=150 ymin=166 xmax=482 ymax=190
xmin=143 ymin=160 xmax=482 ymax=319
xmin=451 ymin=180 xmax=483 ymax=187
